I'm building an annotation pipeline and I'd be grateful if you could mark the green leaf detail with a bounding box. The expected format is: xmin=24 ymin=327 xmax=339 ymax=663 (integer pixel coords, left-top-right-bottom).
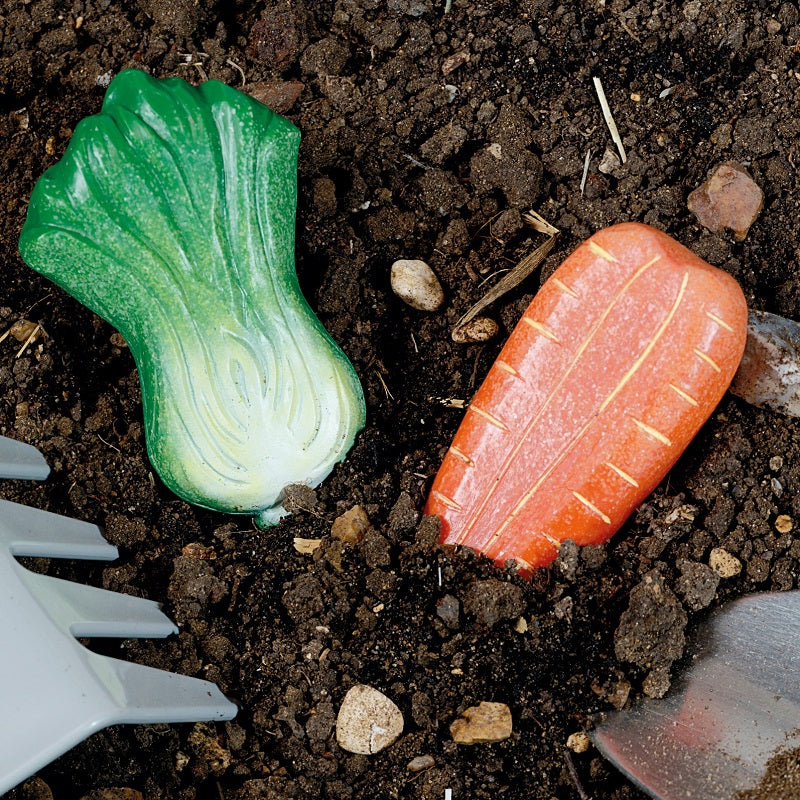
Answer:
xmin=19 ymin=69 xmax=365 ymax=525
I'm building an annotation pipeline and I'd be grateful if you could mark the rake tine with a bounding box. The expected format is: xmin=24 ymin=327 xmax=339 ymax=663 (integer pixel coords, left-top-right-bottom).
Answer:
xmin=93 ymin=654 xmax=238 ymax=724
xmin=16 ymin=569 xmax=178 ymax=639
xmin=0 ymin=499 xmax=118 ymax=560
xmin=0 ymin=435 xmax=50 ymax=481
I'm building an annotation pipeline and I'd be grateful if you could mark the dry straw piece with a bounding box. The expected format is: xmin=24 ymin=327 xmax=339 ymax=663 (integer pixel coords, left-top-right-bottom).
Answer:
xmin=593 ymin=77 xmax=627 ymax=164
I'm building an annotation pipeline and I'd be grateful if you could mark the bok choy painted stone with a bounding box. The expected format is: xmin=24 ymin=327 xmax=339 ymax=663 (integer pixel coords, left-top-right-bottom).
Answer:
xmin=19 ymin=69 xmax=365 ymax=526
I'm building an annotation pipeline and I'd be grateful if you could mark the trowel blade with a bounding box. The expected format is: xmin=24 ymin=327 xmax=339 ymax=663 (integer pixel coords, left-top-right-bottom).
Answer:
xmin=0 ymin=435 xmax=50 ymax=481
xmin=591 ymin=591 xmax=800 ymax=800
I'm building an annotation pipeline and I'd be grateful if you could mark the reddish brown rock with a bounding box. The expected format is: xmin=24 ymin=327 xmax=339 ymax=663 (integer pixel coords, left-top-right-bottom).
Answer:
xmin=247 ymin=80 xmax=305 ymax=114
xmin=687 ymin=162 xmax=764 ymax=241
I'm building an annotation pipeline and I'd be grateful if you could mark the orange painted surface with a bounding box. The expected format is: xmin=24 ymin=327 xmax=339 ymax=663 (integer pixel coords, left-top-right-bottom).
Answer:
xmin=425 ymin=222 xmax=748 ymax=574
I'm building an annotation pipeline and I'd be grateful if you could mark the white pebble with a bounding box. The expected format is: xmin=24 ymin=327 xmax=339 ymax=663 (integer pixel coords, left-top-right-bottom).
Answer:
xmin=336 ymin=684 xmax=404 ymax=754
xmin=391 ymin=259 xmax=445 ymax=311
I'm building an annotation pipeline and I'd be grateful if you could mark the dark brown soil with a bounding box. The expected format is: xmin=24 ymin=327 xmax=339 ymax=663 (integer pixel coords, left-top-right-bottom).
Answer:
xmin=736 ymin=742 xmax=800 ymax=800
xmin=2 ymin=2 xmax=800 ymax=799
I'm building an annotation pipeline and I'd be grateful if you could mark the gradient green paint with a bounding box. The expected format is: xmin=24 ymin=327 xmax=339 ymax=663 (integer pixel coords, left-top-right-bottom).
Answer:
xmin=19 ymin=69 xmax=365 ymax=525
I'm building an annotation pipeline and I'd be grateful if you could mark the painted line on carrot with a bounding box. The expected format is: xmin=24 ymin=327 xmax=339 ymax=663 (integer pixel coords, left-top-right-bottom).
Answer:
xmin=706 ymin=310 xmax=735 ymax=333
xmin=669 ymin=382 xmax=699 ymax=407
xmin=588 ymin=240 xmax=617 ymax=262
xmin=598 ymin=272 xmax=689 ymax=413
xmin=572 ymin=491 xmax=612 ymax=524
xmin=540 ymin=532 xmax=561 ymax=548
xmin=449 ymin=446 xmax=475 ymax=467
xmin=632 ymin=416 xmax=673 ymax=446
xmin=605 ymin=461 xmax=639 ymax=487
xmin=694 ymin=348 xmax=722 ymax=372
xmin=432 ymin=490 xmax=462 ymax=511
xmin=495 ymin=360 xmax=520 ymax=377
xmin=456 ymin=254 xmax=665 ymax=549
xmin=469 ymin=404 xmax=509 ymax=431
xmin=523 ymin=317 xmax=560 ymax=343
xmin=553 ymin=278 xmax=579 ymax=298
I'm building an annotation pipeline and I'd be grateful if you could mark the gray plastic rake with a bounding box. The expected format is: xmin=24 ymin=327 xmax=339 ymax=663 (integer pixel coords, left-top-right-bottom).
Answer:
xmin=0 ymin=435 xmax=237 ymax=795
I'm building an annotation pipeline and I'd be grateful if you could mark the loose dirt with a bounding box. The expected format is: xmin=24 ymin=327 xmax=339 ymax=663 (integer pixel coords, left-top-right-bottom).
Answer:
xmin=2 ymin=2 xmax=800 ymax=799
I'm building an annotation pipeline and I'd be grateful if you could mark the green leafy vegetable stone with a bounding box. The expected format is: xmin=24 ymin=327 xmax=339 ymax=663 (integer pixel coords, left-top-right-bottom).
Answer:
xmin=19 ymin=69 xmax=366 ymax=526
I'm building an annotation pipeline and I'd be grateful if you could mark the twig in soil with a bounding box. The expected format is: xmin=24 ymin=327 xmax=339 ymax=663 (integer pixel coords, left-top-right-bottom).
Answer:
xmin=580 ymin=148 xmax=593 ymax=197
xmin=593 ymin=77 xmax=627 ymax=164
xmin=226 ymin=58 xmax=246 ymax=87
xmin=444 ymin=0 xmax=452 ymax=13
xmin=97 ymin=434 xmax=121 ymax=454
xmin=216 ymin=781 xmax=226 ymax=800
xmin=23 ymin=292 xmax=53 ymax=317
xmin=375 ymin=370 xmax=395 ymax=400
xmin=616 ymin=14 xmax=641 ymax=43
xmin=563 ymin=746 xmax=592 ymax=800
xmin=403 ymin=153 xmax=429 ymax=170
xmin=469 ymin=346 xmax=485 ymax=389
xmin=451 ymin=210 xmax=559 ymax=339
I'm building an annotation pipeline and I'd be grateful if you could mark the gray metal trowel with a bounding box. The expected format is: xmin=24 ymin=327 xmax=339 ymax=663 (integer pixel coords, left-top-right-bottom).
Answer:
xmin=592 ymin=591 xmax=800 ymax=799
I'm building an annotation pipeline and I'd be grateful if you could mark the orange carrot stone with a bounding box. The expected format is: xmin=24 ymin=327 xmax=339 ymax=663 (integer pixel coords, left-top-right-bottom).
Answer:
xmin=426 ymin=222 xmax=747 ymax=573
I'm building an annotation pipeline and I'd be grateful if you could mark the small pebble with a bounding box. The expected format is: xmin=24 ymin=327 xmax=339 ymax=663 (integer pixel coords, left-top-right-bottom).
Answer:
xmin=331 ymin=505 xmax=371 ymax=543
xmin=709 ymin=547 xmax=742 ymax=578
xmin=514 ymin=616 xmax=528 ymax=634
xmin=293 ymin=537 xmax=322 ymax=555
xmin=608 ymin=677 xmax=631 ymax=710
xmin=598 ymin=147 xmax=622 ymax=174
xmin=336 ymin=685 xmax=404 ymax=754
xmin=450 ymin=701 xmax=513 ymax=744
xmin=8 ymin=318 xmax=40 ymax=342
xmin=390 ymin=259 xmax=445 ymax=312
xmin=436 ymin=594 xmax=460 ymax=627
xmin=246 ymin=80 xmax=305 ymax=114
xmin=566 ymin=732 xmax=590 ymax=753
xmin=775 ymin=514 xmax=794 ymax=533
xmin=441 ymin=50 xmax=470 ymax=75
xmin=452 ymin=317 xmax=499 ymax=343
xmin=407 ymin=755 xmax=435 ymax=772
xmin=181 ymin=542 xmax=216 ymax=560
xmin=687 ymin=162 xmax=763 ymax=241
xmin=770 ymin=456 xmax=784 ymax=471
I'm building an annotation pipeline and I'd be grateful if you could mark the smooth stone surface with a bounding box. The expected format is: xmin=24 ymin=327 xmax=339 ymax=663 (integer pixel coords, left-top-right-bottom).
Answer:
xmin=687 ymin=161 xmax=763 ymax=240
xmin=331 ymin=504 xmax=370 ymax=543
xmin=730 ymin=310 xmax=800 ymax=417
xmin=390 ymin=259 xmax=445 ymax=311
xmin=407 ymin=755 xmax=435 ymax=772
xmin=336 ymin=684 xmax=404 ymax=755
xmin=450 ymin=701 xmax=512 ymax=744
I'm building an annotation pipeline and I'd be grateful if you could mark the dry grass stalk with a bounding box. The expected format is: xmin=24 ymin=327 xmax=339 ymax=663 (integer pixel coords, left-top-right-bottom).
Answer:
xmin=452 ymin=210 xmax=560 ymax=341
xmin=593 ymin=76 xmax=627 ymax=163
